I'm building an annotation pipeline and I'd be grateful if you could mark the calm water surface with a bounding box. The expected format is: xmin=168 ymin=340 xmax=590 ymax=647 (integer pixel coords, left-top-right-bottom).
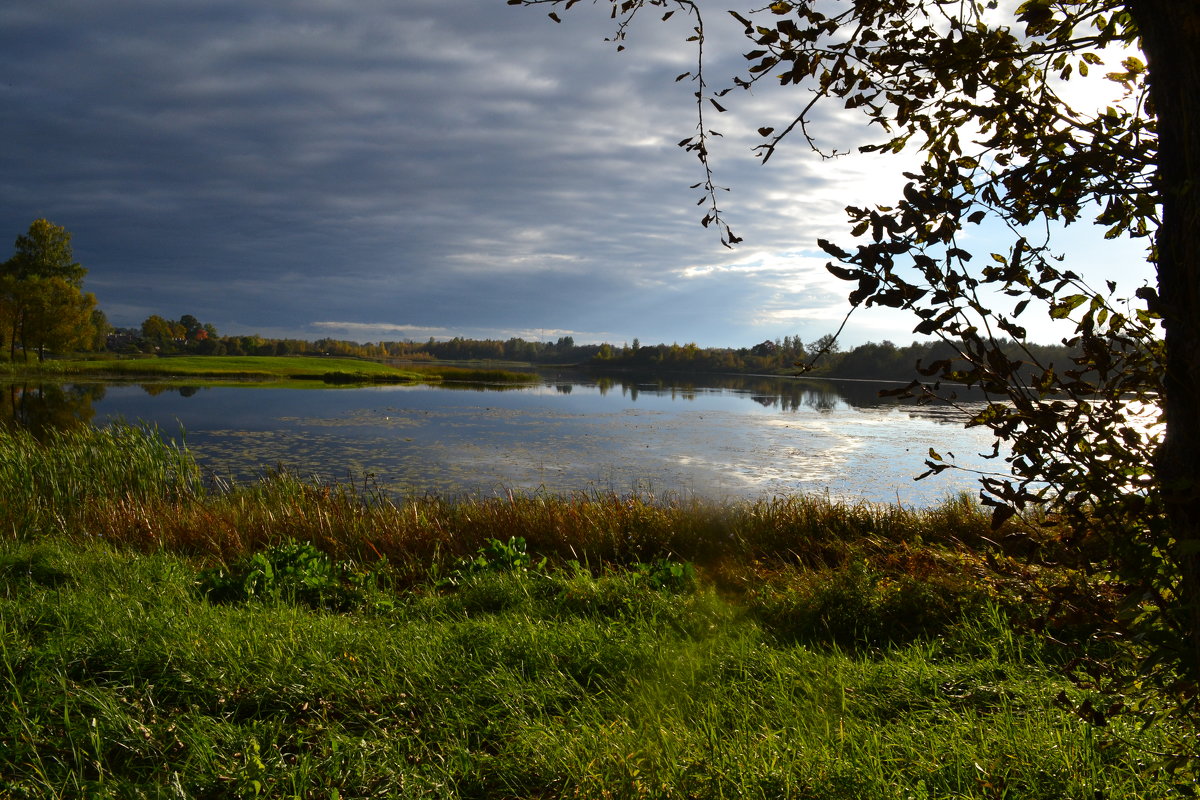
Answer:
xmin=5 ymin=376 xmax=1003 ymax=505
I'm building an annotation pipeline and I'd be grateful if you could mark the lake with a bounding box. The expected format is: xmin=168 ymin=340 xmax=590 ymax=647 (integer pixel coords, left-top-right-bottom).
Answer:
xmin=2 ymin=374 xmax=1003 ymax=506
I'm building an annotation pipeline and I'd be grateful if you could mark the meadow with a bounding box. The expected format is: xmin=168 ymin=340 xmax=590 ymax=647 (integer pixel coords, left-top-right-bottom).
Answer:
xmin=0 ymin=424 xmax=1189 ymax=798
xmin=0 ymin=355 xmax=538 ymax=386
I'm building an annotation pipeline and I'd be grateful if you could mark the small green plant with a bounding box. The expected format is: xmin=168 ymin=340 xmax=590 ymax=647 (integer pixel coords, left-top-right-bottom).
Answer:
xmin=447 ymin=536 xmax=547 ymax=584
xmin=631 ymin=557 xmax=696 ymax=592
xmin=198 ymin=540 xmax=374 ymax=609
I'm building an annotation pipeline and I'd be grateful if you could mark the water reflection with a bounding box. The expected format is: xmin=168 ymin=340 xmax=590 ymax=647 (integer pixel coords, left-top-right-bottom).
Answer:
xmin=568 ymin=369 xmax=969 ymax=412
xmin=140 ymin=383 xmax=203 ymax=397
xmin=2 ymin=374 xmax=998 ymax=505
xmin=0 ymin=382 xmax=105 ymax=437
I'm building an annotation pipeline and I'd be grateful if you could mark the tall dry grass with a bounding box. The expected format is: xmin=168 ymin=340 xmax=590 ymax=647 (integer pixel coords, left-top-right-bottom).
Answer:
xmin=0 ymin=422 xmax=1063 ymax=601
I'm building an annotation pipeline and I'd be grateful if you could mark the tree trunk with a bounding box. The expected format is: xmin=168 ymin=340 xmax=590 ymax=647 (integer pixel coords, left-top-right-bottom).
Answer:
xmin=1130 ymin=1 xmax=1200 ymax=681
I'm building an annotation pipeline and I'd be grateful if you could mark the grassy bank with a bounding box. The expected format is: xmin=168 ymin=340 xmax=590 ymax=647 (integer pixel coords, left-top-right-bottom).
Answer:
xmin=0 ymin=424 xmax=1189 ymax=797
xmin=0 ymin=355 xmax=538 ymax=386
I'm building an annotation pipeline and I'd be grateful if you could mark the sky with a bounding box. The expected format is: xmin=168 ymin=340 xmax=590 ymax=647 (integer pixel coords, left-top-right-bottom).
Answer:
xmin=0 ymin=0 xmax=1154 ymax=349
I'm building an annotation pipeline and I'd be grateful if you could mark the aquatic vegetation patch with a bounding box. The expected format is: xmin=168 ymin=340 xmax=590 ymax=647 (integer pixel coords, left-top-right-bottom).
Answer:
xmin=0 ymin=422 xmax=203 ymax=537
xmin=413 ymin=365 xmax=540 ymax=384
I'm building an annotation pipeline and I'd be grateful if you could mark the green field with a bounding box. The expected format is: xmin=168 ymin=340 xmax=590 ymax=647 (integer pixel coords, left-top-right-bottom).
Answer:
xmin=0 ymin=423 xmax=1190 ymax=798
xmin=0 ymin=355 xmax=537 ymax=385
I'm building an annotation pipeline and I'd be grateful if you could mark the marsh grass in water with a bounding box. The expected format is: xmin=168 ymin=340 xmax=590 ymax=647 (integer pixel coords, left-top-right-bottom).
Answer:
xmin=411 ymin=365 xmax=540 ymax=384
xmin=0 ymin=424 xmax=1187 ymax=797
xmin=0 ymin=422 xmax=203 ymax=538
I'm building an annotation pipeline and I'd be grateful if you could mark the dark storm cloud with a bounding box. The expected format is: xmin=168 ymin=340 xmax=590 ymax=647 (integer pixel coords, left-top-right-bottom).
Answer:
xmin=0 ymin=0 xmax=921 ymax=346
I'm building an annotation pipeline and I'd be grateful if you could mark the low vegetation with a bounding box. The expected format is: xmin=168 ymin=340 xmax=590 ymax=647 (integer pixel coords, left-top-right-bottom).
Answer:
xmin=0 ymin=355 xmax=537 ymax=386
xmin=0 ymin=424 xmax=1190 ymax=797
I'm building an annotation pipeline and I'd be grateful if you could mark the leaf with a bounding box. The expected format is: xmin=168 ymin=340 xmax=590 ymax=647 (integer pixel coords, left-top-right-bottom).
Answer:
xmin=1049 ymin=293 xmax=1088 ymax=320
xmin=989 ymin=504 xmax=1016 ymax=529
xmin=825 ymin=263 xmax=860 ymax=281
xmin=913 ymin=318 xmax=940 ymax=335
xmin=1122 ymin=55 xmax=1146 ymax=74
xmin=547 ymin=11 xmax=561 ymax=23
xmin=817 ymin=238 xmax=852 ymax=260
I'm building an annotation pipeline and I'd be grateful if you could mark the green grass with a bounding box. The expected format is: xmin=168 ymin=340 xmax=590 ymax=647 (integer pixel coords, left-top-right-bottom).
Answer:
xmin=0 ymin=355 xmax=539 ymax=385
xmin=1 ymin=354 xmax=422 ymax=382
xmin=0 ymin=424 xmax=1191 ymax=797
xmin=0 ymin=539 xmax=1184 ymax=799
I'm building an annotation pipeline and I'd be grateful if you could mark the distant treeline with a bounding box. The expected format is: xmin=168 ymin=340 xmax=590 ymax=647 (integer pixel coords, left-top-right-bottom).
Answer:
xmin=109 ymin=315 xmax=1078 ymax=384
xmin=579 ymin=335 xmax=1077 ymax=383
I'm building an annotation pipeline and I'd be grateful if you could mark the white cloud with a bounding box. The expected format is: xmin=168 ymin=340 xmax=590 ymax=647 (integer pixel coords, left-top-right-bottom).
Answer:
xmin=310 ymin=321 xmax=452 ymax=338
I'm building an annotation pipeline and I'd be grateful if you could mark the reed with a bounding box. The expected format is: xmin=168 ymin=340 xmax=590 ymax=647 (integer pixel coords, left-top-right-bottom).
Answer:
xmin=411 ymin=365 xmax=540 ymax=383
xmin=0 ymin=422 xmax=1055 ymax=596
xmin=1 ymin=421 xmax=1112 ymax=658
xmin=0 ymin=422 xmax=203 ymax=538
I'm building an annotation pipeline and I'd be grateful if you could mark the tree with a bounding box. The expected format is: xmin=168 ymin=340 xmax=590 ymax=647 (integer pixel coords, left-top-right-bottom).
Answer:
xmin=140 ymin=315 xmax=177 ymax=349
xmin=515 ymin=0 xmax=1199 ymax=733
xmin=178 ymin=314 xmax=203 ymax=340
xmin=6 ymin=218 xmax=85 ymax=286
xmin=18 ymin=277 xmax=98 ymax=361
xmin=1 ymin=221 xmax=98 ymax=360
xmin=89 ymin=308 xmax=112 ymax=352
xmin=0 ymin=274 xmax=19 ymax=360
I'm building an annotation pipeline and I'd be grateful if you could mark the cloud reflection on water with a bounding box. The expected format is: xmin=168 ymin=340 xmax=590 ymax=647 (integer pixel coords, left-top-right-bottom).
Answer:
xmin=16 ymin=375 xmax=1007 ymax=506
